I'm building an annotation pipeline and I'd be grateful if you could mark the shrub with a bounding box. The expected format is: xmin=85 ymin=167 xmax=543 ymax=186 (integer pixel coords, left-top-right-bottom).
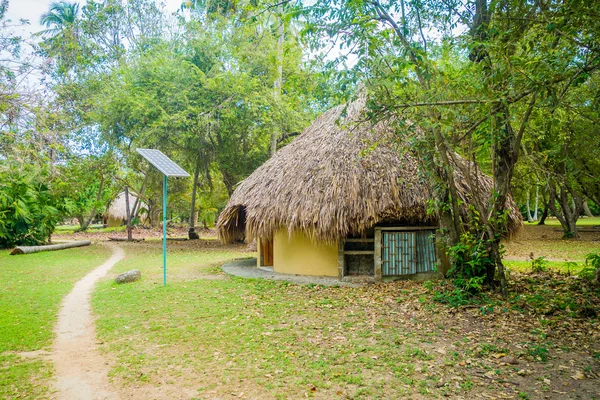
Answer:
xmin=580 ymin=253 xmax=600 ymax=283
xmin=0 ymin=165 xmax=67 ymax=248
xmin=446 ymin=229 xmax=489 ymax=292
xmin=530 ymin=256 xmax=548 ymax=273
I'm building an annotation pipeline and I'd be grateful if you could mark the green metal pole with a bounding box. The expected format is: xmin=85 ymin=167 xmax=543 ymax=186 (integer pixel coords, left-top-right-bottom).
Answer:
xmin=163 ymin=175 xmax=167 ymax=286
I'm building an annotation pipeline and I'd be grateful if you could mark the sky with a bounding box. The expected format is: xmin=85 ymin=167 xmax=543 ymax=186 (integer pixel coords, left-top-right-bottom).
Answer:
xmin=5 ymin=0 xmax=183 ymax=39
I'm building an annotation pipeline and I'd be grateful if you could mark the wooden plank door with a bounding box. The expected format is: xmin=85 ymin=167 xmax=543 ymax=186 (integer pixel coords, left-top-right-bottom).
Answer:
xmin=260 ymin=239 xmax=274 ymax=266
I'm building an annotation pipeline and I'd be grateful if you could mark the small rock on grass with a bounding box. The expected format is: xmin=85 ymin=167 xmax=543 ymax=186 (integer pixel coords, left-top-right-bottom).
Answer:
xmin=115 ymin=269 xmax=141 ymax=284
xmin=499 ymin=355 xmax=519 ymax=365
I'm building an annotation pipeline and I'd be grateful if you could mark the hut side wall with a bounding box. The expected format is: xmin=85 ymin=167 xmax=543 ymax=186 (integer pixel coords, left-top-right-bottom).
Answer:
xmin=273 ymin=229 xmax=338 ymax=277
xmin=107 ymin=216 xmax=122 ymax=228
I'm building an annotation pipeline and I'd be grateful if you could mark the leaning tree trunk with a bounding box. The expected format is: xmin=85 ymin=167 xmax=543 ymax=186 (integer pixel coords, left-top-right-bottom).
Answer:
xmin=583 ymin=199 xmax=594 ymax=218
xmin=526 ymin=190 xmax=533 ymax=222
xmin=124 ymin=186 xmax=133 ymax=241
xmin=80 ymin=175 xmax=105 ymax=231
xmin=130 ymin=176 xmax=147 ymax=223
xmin=537 ymin=205 xmax=549 ymax=225
xmin=548 ymin=183 xmax=582 ymax=238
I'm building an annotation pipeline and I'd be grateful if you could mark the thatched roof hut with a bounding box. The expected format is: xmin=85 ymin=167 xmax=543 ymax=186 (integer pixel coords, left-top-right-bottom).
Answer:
xmin=104 ymin=191 xmax=147 ymax=227
xmin=217 ymin=96 xmax=522 ymax=281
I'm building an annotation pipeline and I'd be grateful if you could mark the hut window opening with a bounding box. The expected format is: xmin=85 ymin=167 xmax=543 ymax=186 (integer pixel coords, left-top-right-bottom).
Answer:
xmin=342 ymin=237 xmax=375 ymax=276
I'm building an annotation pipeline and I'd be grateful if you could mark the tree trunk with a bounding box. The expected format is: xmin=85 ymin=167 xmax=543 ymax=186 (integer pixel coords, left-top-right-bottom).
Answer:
xmin=80 ymin=175 xmax=105 ymax=231
xmin=130 ymin=175 xmax=147 ymax=222
xmin=583 ymin=199 xmax=594 ymax=218
xmin=526 ymin=190 xmax=533 ymax=222
xmin=150 ymin=203 xmax=160 ymax=228
xmin=270 ymin=5 xmax=285 ymax=157
xmin=548 ymin=183 xmax=582 ymax=238
xmin=75 ymin=215 xmax=85 ymax=229
xmin=537 ymin=205 xmax=549 ymax=225
xmin=533 ymin=185 xmax=539 ymax=221
xmin=188 ymin=161 xmax=201 ymax=240
xmin=11 ymin=240 xmax=91 ymax=255
xmin=222 ymin=171 xmax=235 ymax=197
xmin=486 ymin=107 xmax=519 ymax=294
xmin=124 ymin=186 xmax=133 ymax=241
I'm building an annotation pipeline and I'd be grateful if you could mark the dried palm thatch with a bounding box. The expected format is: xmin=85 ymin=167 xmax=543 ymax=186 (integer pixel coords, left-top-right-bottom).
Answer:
xmin=105 ymin=191 xmax=147 ymax=221
xmin=217 ymin=96 xmax=522 ymax=244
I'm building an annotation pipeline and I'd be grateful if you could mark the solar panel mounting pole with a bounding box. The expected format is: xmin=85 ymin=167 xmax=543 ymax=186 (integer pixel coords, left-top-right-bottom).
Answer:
xmin=136 ymin=149 xmax=190 ymax=286
xmin=163 ymin=175 xmax=167 ymax=286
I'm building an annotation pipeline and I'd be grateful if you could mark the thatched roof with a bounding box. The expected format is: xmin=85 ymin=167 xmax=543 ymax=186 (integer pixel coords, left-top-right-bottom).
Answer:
xmin=217 ymin=96 xmax=522 ymax=244
xmin=105 ymin=191 xmax=147 ymax=220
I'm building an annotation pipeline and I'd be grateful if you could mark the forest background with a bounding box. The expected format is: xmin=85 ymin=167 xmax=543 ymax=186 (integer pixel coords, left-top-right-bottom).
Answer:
xmin=1 ymin=0 xmax=599 ymax=291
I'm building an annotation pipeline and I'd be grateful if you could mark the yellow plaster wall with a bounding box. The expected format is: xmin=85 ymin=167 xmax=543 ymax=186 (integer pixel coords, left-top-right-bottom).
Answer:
xmin=273 ymin=229 xmax=339 ymax=277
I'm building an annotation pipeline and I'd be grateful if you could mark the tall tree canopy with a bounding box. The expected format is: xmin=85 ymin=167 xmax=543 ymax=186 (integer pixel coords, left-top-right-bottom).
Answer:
xmin=302 ymin=0 xmax=600 ymax=291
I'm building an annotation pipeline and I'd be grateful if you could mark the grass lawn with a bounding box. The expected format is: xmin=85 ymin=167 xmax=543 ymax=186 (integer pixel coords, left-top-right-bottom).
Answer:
xmin=92 ymin=239 xmax=600 ymax=399
xmin=504 ymin=259 xmax=585 ymax=274
xmin=54 ymin=224 xmax=126 ymax=234
xmin=504 ymin=223 xmax=599 ymax=265
xmin=0 ymin=244 xmax=111 ymax=399
xmin=525 ymin=216 xmax=600 ymax=227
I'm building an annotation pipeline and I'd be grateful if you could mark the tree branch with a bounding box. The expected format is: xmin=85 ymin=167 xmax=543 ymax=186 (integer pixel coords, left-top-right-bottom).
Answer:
xmin=514 ymin=91 xmax=538 ymax=153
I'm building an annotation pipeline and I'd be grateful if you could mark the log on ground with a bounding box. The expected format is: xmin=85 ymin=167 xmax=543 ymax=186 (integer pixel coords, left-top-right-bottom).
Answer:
xmin=10 ymin=240 xmax=92 ymax=255
xmin=108 ymin=237 xmax=144 ymax=242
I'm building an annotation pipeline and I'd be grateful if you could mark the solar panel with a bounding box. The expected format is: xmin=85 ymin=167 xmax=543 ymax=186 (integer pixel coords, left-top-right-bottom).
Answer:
xmin=136 ymin=149 xmax=190 ymax=177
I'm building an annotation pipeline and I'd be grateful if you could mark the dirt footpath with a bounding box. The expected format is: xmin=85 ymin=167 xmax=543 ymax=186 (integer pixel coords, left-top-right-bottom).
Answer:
xmin=51 ymin=243 xmax=124 ymax=400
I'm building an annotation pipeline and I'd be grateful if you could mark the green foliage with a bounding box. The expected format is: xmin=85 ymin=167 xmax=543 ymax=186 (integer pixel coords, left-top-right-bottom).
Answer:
xmin=0 ymin=165 xmax=67 ymax=248
xmin=432 ymin=288 xmax=477 ymax=308
xmin=527 ymin=344 xmax=549 ymax=363
xmin=585 ymin=253 xmax=600 ymax=271
xmin=530 ymin=256 xmax=548 ymax=273
xmin=445 ymin=208 xmax=498 ymax=293
xmin=579 ymin=253 xmax=600 ymax=281
xmin=55 ymin=153 xmax=118 ymax=230
xmin=198 ymin=207 xmax=218 ymax=228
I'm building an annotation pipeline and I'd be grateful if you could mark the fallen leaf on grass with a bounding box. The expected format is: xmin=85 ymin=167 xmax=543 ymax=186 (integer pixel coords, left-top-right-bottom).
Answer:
xmin=570 ymin=371 xmax=585 ymax=380
xmin=484 ymin=370 xmax=496 ymax=378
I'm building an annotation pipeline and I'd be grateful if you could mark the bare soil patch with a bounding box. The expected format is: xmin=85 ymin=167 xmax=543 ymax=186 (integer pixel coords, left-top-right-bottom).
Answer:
xmin=53 ymin=227 xmax=218 ymax=243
